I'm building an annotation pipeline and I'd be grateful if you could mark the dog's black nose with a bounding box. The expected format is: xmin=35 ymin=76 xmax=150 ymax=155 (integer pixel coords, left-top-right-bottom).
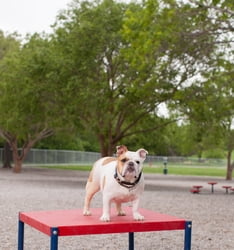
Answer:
xmin=127 ymin=162 xmax=135 ymax=172
xmin=128 ymin=161 xmax=134 ymax=167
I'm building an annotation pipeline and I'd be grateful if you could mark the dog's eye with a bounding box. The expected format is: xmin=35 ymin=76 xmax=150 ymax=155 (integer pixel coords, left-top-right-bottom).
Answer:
xmin=121 ymin=158 xmax=128 ymax=163
xmin=136 ymin=161 xmax=140 ymax=164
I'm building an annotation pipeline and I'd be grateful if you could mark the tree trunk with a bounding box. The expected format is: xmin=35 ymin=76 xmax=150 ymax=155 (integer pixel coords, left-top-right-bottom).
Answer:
xmin=0 ymin=128 xmax=54 ymax=173
xmin=99 ymin=135 xmax=115 ymax=157
xmin=100 ymin=143 xmax=114 ymax=157
xmin=11 ymin=143 xmax=24 ymax=173
xmin=11 ymin=142 xmax=32 ymax=173
xmin=13 ymin=158 xmax=23 ymax=173
xmin=226 ymin=150 xmax=233 ymax=180
xmin=2 ymin=142 xmax=12 ymax=168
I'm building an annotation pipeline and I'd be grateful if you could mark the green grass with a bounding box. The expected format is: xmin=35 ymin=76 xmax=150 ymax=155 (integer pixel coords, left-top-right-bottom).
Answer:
xmin=40 ymin=164 xmax=233 ymax=178
xmin=41 ymin=165 xmax=92 ymax=171
xmin=143 ymin=166 xmax=229 ymax=177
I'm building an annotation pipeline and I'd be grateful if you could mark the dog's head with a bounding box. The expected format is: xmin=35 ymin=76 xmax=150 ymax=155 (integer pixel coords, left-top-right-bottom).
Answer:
xmin=116 ymin=145 xmax=148 ymax=182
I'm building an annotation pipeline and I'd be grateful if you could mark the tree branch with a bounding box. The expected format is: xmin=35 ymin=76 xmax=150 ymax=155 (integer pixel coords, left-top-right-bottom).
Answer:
xmin=122 ymin=118 xmax=179 ymax=139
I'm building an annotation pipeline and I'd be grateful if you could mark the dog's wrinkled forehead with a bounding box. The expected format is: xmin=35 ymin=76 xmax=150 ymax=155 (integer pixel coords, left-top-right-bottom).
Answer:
xmin=116 ymin=145 xmax=148 ymax=162
xmin=125 ymin=150 xmax=146 ymax=162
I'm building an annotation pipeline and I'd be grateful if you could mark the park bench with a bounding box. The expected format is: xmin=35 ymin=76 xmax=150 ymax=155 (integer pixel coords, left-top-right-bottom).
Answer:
xmin=18 ymin=207 xmax=192 ymax=250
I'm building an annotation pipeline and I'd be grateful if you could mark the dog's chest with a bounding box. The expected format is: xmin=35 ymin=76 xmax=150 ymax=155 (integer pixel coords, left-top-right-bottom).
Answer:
xmin=105 ymin=177 xmax=144 ymax=203
xmin=111 ymin=190 xmax=138 ymax=203
xmin=100 ymin=163 xmax=144 ymax=201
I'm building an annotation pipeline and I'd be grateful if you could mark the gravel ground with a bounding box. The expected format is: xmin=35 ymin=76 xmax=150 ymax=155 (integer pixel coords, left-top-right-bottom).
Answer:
xmin=0 ymin=167 xmax=234 ymax=250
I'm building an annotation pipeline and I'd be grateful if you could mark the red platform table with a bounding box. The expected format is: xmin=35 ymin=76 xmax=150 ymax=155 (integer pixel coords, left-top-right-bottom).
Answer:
xmin=18 ymin=207 xmax=192 ymax=250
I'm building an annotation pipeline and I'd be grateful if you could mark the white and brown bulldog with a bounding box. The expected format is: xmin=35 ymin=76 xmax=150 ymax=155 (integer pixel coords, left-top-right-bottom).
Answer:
xmin=83 ymin=145 xmax=148 ymax=222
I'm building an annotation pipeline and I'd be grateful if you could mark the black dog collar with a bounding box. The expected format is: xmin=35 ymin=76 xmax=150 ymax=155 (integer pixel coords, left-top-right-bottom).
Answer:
xmin=114 ymin=168 xmax=142 ymax=189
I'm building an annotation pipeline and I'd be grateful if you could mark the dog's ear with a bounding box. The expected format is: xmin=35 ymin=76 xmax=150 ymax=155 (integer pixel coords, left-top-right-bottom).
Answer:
xmin=116 ymin=145 xmax=128 ymax=156
xmin=138 ymin=149 xmax=148 ymax=159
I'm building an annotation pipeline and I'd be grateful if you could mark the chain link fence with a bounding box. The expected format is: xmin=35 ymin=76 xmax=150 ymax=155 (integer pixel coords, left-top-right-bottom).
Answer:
xmin=0 ymin=148 xmax=227 ymax=167
xmin=24 ymin=149 xmax=101 ymax=165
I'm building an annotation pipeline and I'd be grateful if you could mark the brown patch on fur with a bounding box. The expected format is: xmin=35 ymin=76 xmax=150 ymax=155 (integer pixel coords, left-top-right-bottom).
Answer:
xmin=116 ymin=154 xmax=129 ymax=174
xmin=116 ymin=145 xmax=128 ymax=157
xmin=117 ymin=161 xmax=123 ymax=175
xmin=102 ymin=157 xmax=116 ymax=165
xmin=102 ymin=175 xmax=106 ymax=190
xmin=88 ymin=170 xmax=93 ymax=182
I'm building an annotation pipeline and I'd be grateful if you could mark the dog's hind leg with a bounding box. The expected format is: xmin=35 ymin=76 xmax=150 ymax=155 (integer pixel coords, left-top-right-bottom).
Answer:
xmin=83 ymin=180 xmax=99 ymax=216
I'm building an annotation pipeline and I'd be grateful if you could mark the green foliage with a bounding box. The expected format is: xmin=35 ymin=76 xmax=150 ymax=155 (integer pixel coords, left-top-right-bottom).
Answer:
xmin=0 ymin=35 xmax=61 ymax=141
xmin=37 ymin=129 xmax=99 ymax=152
xmin=51 ymin=0 xmax=181 ymax=155
xmin=0 ymin=30 xmax=20 ymax=60
xmin=203 ymin=149 xmax=226 ymax=159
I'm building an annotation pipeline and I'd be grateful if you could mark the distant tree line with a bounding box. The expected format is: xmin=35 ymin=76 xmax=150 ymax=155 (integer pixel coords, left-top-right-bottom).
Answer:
xmin=0 ymin=0 xmax=233 ymax=179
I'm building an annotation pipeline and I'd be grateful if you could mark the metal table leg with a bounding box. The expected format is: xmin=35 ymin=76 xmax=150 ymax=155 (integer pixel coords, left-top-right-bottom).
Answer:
xmin=50 ymin=227 xmax=58 ymax=250
xmin=18 ymin=220 xmax=24 ymax=250
xmin=184 ymin=221 xmax=192 ymax=250
xmin=129 ymin=232 xmax=134 ymax=250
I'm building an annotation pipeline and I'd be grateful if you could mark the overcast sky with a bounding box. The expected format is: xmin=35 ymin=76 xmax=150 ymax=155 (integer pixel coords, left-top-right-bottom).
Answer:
xmin=0 ymin=0 xmax=71 ymax=36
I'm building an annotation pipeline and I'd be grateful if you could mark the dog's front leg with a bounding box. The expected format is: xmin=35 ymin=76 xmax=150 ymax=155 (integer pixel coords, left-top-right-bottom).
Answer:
xmin=100 ymin=196 xmax=111 ymax=222
xmin=132 ymin=198 xmax=144 ymax=221
xmin=116 ymin=202 xmax=126 ymax=216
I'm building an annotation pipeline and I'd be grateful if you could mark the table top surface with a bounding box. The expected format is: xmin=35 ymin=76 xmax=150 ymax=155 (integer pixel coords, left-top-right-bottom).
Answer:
xmin=19 ymin=207 xmax=188 ymax=236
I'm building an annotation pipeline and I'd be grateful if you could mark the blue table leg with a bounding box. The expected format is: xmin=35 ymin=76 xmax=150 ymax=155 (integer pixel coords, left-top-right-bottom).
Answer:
xmin=184 ymin=221 xmax=192 ymax=250
xmin=129 ymin=232 xmax=134 ymax=250
xmin=18 ymin=220 xmax=24 ymax=250
xmin=50 ymin=227 xmax=58 ymax=250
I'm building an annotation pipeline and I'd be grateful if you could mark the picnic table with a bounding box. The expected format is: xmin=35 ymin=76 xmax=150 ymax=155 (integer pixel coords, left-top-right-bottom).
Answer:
xmin=190 ymin=185 xmax=203 ymax=193
xmin=222 ymin=186 xmax=232 ymax=194
xmin=18 ymin=207 xmax=192 ymax=250
xmin=207 ymin=182 xmax=217 ymax=193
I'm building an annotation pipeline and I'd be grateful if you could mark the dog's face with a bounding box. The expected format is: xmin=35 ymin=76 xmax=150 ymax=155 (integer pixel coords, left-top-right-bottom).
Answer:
xmin=116 ymin=145 xmax=148 ymax=182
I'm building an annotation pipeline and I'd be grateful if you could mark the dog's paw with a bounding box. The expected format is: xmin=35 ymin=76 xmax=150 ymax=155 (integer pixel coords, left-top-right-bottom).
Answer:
xmin=117 ymin=211 xmax=126 ymax=216
xmin=100 ymin=214 xmax=110 ymax=222
xmin=133 ymin=212 xmax=144 ymax=221
xmin=83 ymin=210 xmax=92 ymax=216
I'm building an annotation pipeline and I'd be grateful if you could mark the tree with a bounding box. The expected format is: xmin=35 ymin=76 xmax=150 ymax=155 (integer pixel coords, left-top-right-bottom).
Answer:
xmin=168 ymin=0 xmax=234 ymax=179
xmin=51 ymin=0 xmax=221 ymax=156
xmin=174 ymin=61 xmax=234 ymax=179
xmin=51 ymin=0 xmax=160 ymax=155
xmin=0 ymin=34 xmax=65 ymax=172
xmin=204 ymin=62 xmax=234 ymax=180
xmin=0 ymin=31 xmax=21 ymax=168
xmin=2 ymin=142 xmax=12 ymax=168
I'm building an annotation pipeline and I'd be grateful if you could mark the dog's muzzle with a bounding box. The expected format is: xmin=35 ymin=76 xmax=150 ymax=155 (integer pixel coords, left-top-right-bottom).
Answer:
xmin=114 ymin=165 xmax=142 ymax=190
xmin=126 ymin=162 xmax=135 ymax=173
xmin=122 ymin=161 xmax=138 ymax=178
